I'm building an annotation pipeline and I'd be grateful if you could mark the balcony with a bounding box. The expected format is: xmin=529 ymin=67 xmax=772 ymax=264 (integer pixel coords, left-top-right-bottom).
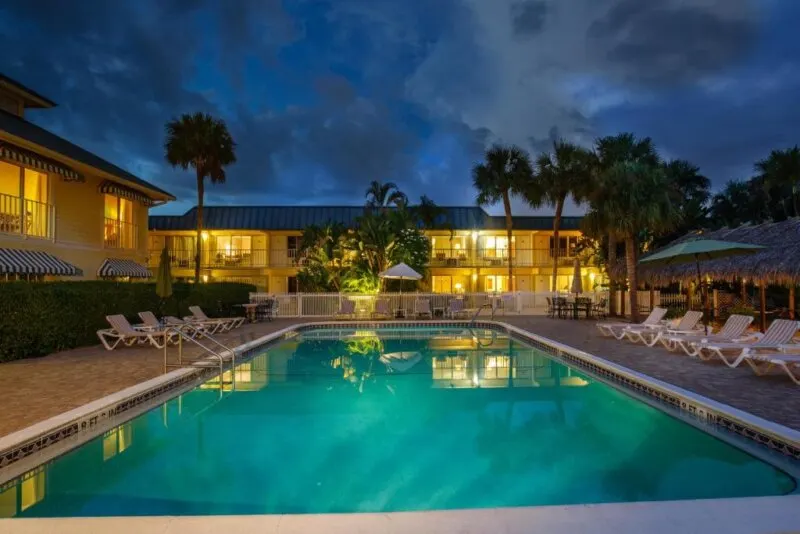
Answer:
xmin=0 ymin=192 xmax=54 ymax=239
xmin=429 ymin=248 xmax=579 ymax=268
xmin=207 ymin=248 xmax=267 ymax=268
xmin=104 ymin=218 xmax=138 ymax=249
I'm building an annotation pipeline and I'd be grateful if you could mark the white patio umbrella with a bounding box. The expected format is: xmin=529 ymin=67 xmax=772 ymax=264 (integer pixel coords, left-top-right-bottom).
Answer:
xmin=379 ymin=262 xmax=423 ymax=316
xmin=380 ymin=351 xmax=422 ymax=373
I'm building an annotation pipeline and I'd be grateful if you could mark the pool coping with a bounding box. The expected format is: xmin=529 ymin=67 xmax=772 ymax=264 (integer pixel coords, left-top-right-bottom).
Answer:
xmin=1 ymin=319 xmax=799 ymax=487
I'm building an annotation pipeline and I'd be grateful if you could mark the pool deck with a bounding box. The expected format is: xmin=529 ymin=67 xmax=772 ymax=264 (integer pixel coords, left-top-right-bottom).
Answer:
xmin=0 ymin=315 xmax=798 ymax=439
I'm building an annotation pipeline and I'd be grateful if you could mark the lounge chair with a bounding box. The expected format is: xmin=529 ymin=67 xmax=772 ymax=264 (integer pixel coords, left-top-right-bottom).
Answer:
xmin=661 ymin=314 xmax=755 ymax=356
xmin=596 ymin=307 xmax=668 ymax=339
xmin=415 ymin=298 xmax=432 ymax=319
xmin=97 ymin=314 xmax=170 ymax=350
xmin=372 ymin=298 xmax=391 ymax=319
xmin=623 ymin=310 xmax=703 ymax=346
xmin=186 ymin=306 xmax=245 ymax=332
xmin=140 ymin=312 xmax=211 ymax=339
xmin=742 ymin=352 xmax=800 ymax=385
xmin=448 ymin=298 xmax=466 ymax=319
xmin=695 ymin=319 xmax=800 ymax=367
xmin=334 ymin=298 xmax=356 ymax=319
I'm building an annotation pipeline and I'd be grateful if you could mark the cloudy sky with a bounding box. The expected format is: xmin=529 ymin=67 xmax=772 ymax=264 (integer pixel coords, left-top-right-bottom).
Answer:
xmin=2 ymin=0 xmax=798 ymax=216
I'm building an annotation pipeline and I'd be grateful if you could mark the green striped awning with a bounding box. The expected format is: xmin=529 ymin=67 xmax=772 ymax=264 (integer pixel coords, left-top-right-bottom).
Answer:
xmin=0 ymin=142 xmax=84 ymax=182
xmin=98 ymin=180 xmax=154 ymax=206
xmin=98 ymin=258 xmax=152 ymax=278
xmin=0 ymin=248 xmax=82 ymax=276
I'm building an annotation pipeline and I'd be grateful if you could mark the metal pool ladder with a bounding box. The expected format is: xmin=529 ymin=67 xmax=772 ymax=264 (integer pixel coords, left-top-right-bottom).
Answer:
xmin=468 ymin=303 xmax=495 ymax=327
xmin=162 ymin=325 xmax=236 ymax=384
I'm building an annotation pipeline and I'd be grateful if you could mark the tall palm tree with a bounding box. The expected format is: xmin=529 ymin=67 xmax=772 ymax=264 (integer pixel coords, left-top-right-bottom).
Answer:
xmin=756 ymin=147 xmax=800 ymax=218
xmin=164 ymin=112 xmax=236 ymax=283
xmin=592 ymin=133 xmax=659 ymax=316
xmin=656 ymin=159 xmax=710 ymax=246
xmin=588 ymin=161 xmax=677 ymax=322
xmin=365 ymin=181 xmax=407 ymax=210
xmin=535 ymin=140 xmax=595 ymax=292
xmin=473 ymin=144 xmax=534 ymax=292
xmin=413 ymin=195 xmax=445 ymax=229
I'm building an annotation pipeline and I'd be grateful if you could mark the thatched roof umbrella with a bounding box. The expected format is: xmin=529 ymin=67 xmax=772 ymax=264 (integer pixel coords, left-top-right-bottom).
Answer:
xmin=626 ymin=218 xmax=800 ymax=331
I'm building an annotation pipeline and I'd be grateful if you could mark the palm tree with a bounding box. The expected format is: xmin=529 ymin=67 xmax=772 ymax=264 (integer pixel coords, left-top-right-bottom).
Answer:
xmin=164 ymin=112 xmax=236 ymax=283
xmin=535 ymin=140 xmax=595 ymax=292
xmin=656 ymin=159 xmax=710 ymax=245
xmin=473 ymin=144 xmax=534 ymax=292
xmin=588 ymin=161 xmax=677 ymax=322
xmin=756 ymin=147 xmax=800 ymax=218
xmin=413 ymin=195 xmax=445 ymax=229
xmin=592 ymin=134 xmax=659 ymax=316
xmin=365 ymin=181 xmax=407 ymax=210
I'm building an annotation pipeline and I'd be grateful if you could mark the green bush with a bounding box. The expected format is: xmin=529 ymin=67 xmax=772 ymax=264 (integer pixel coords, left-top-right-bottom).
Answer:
xmin=0 ymin=281 xmax=255 ymax=363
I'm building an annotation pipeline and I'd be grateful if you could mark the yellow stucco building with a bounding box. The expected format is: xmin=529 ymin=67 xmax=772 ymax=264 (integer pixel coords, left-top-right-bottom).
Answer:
xmin=0 ymin=74 xmax=173 ymax=279
xmin=148 ymin=206 xmax=601 ymax=293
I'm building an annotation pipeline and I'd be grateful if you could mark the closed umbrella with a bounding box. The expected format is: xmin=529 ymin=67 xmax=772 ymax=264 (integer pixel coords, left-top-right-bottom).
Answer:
xmin=570 ymin=258 xmax=583 ymax=296
xmin=639 ymin=239 xmax=764 ymax=333
xmin=155 ymin=247 xmax=173 ymax=316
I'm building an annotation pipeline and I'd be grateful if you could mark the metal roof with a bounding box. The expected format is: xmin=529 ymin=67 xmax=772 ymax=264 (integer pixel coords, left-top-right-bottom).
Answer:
xmin=149 ymin=205 xmax=583 ymax=232
xmin=0 ymin=110 xmax=174 ymax=200
xmin=0 ymin=73 xmax=56 ymax=108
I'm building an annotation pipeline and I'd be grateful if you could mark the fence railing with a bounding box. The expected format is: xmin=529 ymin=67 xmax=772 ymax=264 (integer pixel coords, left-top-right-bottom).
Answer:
xmin=249 ymin=291 xmax=608 ymax=318
xmin=428 ymin=248 xmax=579 ymax=268
xmin=0 ymin=193 xmax=54 ymax=239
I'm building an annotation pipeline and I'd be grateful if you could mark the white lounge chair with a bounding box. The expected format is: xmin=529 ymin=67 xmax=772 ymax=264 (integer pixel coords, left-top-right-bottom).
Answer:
xmin=662 ymin=314 xmax=755 ymax=356
xmin=186 ymin=306 xmax=245 ymax=332
xmin=140 ymin=312 xmax=211 ymax=340
xmin=596 ymin=307 xmax=668 ymax=339
xmin=371 ymin=298 xmax=391 ymax=319
xmin=97 ymin=314 xmax=170 ymax=351
xmin=448 ymin=298 xmax=466 ymax=319
xmin=695 ymin=319 xmax=800 ymax=367
xmin=334 ymin=298 xmax=356 ymax=319
xmin=623 ymin=310 xmax=703 ymax=346
xmin=415 ymin=298 xmax=432 ymax=319
xmin=742 ymin=352 xmax=800 ymax=385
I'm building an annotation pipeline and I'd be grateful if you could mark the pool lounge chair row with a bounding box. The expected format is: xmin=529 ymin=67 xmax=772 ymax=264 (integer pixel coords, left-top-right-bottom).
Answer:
xmin=97 ymin=306 xmax=245 ymax=351
xmin=334 ymin=298 xmax=478 ymax=320
xmin=596 ymin=308 xmax=800 ymax=385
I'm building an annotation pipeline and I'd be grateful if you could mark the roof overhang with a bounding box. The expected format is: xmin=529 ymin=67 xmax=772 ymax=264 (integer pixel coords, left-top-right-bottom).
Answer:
xmin=0 ymin=75 xmax=56 ymax=109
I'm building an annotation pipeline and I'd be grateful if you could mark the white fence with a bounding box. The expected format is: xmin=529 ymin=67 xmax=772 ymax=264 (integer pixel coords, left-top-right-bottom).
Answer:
xmin=250 ymin=291 xmax=609 ymax=318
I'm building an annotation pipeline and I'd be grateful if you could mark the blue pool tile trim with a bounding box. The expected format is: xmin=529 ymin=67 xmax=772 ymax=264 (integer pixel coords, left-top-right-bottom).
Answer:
xmin=1 ymin=320 xmax=798 ymax=477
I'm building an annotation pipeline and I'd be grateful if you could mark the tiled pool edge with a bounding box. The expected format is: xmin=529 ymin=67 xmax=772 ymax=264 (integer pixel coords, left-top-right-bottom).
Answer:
xmin=1 ymin=319 xmax=798 ymax=483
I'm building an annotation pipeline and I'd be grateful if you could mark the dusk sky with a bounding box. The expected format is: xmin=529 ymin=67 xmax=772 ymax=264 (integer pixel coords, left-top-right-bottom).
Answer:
xmin=2 ymin=0 xmax=798 ymax=216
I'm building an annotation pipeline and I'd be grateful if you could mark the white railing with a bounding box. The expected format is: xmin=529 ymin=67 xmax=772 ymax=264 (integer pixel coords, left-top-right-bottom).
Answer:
xmin=0 ymin=193 xmax=54 ymax=239
xmin=249 ymin=291 xmax=608 ymax=318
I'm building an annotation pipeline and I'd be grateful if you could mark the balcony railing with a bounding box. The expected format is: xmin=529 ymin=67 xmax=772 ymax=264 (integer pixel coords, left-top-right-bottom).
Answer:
xmin=207 ymin=248 xmax=268 ymax=268
xmin=429 ymin=248 xmax=578 ymax=268
xmin=104 ymin=218 xmax=138 ymax=249
xmin=0 ymin=192 xmax=54 ymax=239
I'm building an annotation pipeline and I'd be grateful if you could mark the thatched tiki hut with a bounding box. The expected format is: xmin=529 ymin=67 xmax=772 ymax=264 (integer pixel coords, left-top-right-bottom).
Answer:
xmin=623 ymin=218 xmax=800 ymax=331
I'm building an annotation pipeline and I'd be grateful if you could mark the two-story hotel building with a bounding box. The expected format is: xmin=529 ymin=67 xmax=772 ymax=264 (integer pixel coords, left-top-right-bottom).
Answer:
xmin=148 ymin=206 xmax=600 ymax=293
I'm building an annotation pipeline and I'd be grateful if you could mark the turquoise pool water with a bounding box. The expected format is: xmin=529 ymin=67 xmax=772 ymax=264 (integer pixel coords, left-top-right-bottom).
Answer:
xmin=1 ymin=327 xmax=794 ymax=517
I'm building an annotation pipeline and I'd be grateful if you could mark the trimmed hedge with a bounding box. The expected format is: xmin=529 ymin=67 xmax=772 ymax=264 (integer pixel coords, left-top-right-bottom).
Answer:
xmin=0 ymin=281 xmax=255 ymax=362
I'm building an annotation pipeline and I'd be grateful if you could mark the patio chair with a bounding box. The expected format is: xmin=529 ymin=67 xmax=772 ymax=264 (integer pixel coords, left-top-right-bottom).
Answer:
xmin=591 ymin=298 xmax=608 ymax=320
xmin=140 ymin=312 xmax=211 ymax=340
xmin=595 ymin=307 xmax=668 ymax=339
xmin=695 ymin=319 xmax=800 ymax=367
xmin=448 ymin=298 xmax=466 ymax=319
xmin=186 ymin=306 xmax=245 ymax=332
xmin=97 ymin=314 xmax=170 ymax=351
xmin=622 ymin=310 xmax=703 ymax=346
xmin=372 ymin=298 xmax=391 ymax=319
xmin=255 ymin=299 xmax=276 ymax=322
xmin=741 ymin=352 xmax=800 ymax=385
xmin=661 ymin=314 xmax=755 ymax=356
xmin=334 ymin=298 xmax=356 ymax=319
xmin=415 ymin=298 xmax=432 ymax=319
xmin=546 ymin=297 xmax=556 ymax=318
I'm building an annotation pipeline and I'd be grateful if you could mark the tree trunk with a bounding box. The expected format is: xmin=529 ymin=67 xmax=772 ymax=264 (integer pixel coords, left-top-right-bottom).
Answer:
xmin=793 ymin=184 xmax=799 ymax=218
xmin=550 ymin=198 xmax=564 ymax=293
xmin=502 ymin=190 xmax=514 ymax=292
xmin=625 ymin=235 xmax=639 ymax=322
xmin=195 ymin=171 xmax=204 ymax=284
xmin=608 ymin=234 xmax=617 ymax=316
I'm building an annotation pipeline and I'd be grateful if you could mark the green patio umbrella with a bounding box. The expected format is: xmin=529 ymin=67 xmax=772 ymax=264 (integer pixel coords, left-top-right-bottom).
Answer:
xmin=155 ymin=247 xmax=173 ymax=315
xmin=639 ymin=239 xmax=764 ymax=333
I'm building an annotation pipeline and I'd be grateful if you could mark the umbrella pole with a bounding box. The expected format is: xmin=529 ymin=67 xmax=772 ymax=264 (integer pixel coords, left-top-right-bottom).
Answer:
xmin=695 ymin=257 xmax=708 ymax=335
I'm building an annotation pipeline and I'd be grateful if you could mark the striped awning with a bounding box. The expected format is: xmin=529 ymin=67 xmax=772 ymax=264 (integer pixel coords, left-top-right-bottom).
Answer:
xmin=0 ymin=142 xmax=84 ymax=182
xmin=98 ymin=258 xmax=152 ymax=278
xmin=0 ymin=248 xmax=82 ymax=276
xmin=98 ymin=180 xmax=154 ymax=206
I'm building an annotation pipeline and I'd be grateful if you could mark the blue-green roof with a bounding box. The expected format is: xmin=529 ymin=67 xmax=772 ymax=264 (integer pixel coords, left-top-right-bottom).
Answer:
xmin=149 ymin=206 xmax=583 ymax=232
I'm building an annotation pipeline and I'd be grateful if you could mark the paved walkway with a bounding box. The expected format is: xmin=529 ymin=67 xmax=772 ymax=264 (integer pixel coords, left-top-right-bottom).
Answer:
xmin=1 ymin=316 xmax=798 ymax=438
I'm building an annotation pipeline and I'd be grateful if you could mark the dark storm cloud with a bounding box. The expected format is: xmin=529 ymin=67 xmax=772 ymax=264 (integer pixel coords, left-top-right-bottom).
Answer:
xmin=511 ymin=1 xmax=548 ymax=37
xmin=588 ymin=0 xmax=759 ymax=86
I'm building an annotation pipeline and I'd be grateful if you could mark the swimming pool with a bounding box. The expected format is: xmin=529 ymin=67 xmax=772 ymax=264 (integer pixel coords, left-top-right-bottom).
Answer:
xmin=0 ymin=326 xmax=795 ymax=517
